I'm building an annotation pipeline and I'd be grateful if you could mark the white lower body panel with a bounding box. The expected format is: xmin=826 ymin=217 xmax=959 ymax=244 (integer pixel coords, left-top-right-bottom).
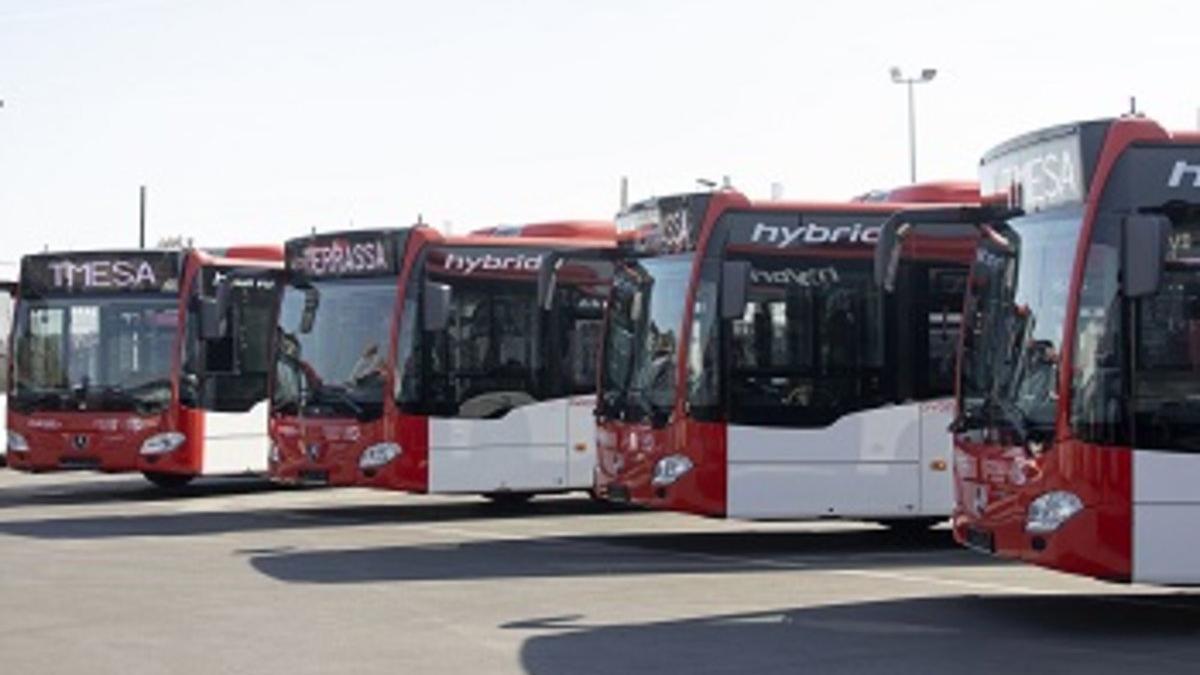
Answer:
xmin=429 ymin=444 xmax=576 ymax=493
xmin=725 ymin=403 xmax=951 ymax=520
xmin=427 ymin=398 xmax=591 ymax=494
xmin=728 ymin=462 xmax=922 ymax=520
xmin=1133 ymin=450 xmax=1200 ymax=584
xmin=199 ymin=403 xmax=269 ymax=476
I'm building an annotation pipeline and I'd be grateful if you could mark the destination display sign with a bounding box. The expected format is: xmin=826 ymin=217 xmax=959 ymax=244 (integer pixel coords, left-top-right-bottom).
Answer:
xmin=198 ymin=265 xmax=279 ymax=297
xmin=723 ymin=212 xmax=887 ymax=249
xmin=980 ymin=126 xmax=1088 ymax=213
xmin=616 ymin=194 xmax=708 ymax=255
xmin=20 ymin=251 xmax=183 ymax=296
xmin=285 ymin=229 xmax=406 ymax=280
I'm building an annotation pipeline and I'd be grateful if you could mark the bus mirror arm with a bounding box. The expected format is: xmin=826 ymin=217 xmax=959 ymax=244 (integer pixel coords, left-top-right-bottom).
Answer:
xmin=537 ymin=247 xmax=617 ymax=311
xmin=873 ymin=206 xmax=1024 ymax=292
xmin=1123 ymin=214 xmax=1171 ymax=298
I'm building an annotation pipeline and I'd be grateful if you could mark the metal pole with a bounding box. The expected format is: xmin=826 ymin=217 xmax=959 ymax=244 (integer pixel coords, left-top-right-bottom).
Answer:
xmin=907 ymin=81 xmax=917 ymax=184
xmin=139 ymin=185 xmax=146 ymax=249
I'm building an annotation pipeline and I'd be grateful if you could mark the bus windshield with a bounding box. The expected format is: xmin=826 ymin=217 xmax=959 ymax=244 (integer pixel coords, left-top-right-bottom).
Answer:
xmin=274 ymin=278 xmax=396 ymax=421
xmin=600 ymin=254 xmax=692 ymax=426
xmin=960 ymin=210 xmax=1083 ymax=439
xmin=725 ymin=255 xmax=886 ymax=427
xmin=12 ymin=295 xmax=177 ymax=413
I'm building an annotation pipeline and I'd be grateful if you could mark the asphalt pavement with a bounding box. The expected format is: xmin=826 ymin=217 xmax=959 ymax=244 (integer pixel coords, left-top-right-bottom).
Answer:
xmin=1 ymin=470 xmax=1197 ymax=674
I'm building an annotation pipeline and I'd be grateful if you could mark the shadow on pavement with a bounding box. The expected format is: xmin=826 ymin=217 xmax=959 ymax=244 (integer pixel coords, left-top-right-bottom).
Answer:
xmin=0 ymin=475 xmax=285 ymax=509
xmin=249 ymin=527 xmax=987 ymax=585
xmin=513 ymin=593 xmax=1200 ymax=675
xmin=0 ymin=496 xmax=621 ymax=540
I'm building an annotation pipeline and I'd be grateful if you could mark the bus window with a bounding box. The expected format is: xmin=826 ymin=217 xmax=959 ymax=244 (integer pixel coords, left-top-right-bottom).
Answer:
xmin=726 ymin=256 xmax=885 ymax=428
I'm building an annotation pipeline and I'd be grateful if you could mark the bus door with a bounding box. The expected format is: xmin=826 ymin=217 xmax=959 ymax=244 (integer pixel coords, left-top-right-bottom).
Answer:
xmin=875 ymin=209 xmax=995 ymax=515
xmin=539 ymin=252 xmax=613 ymax=488
xmin=184 ymin=265 xmax=281 ymax=474
xmin=724 ymin=249 xmax=923 ymax=518
xmin=910 ymin=265 xmax=967 ymax=513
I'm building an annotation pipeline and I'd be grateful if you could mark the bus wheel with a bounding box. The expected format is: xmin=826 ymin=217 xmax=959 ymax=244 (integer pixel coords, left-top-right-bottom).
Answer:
xmin=877 ymin=518 xmax=944 ymax=536
xmin=484 ymin=492 xmax=535 ymax=508
xmin=142 ymin=472 xmax=196 ymax=489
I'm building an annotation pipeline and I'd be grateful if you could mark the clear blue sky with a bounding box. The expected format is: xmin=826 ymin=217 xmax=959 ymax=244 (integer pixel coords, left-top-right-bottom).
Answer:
xmin=0 ymin=0 xmax=1196 ymax=258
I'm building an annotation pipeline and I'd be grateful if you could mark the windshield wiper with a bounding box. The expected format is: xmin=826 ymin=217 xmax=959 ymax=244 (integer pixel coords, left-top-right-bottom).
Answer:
xmin=14 ymin=388 xmax=72 ymax=412
xmin=983 ymin=395 xmax=1031 ymax=443
xmin=309 ymin=384 xmax=367 ymax=419
xmin=625 ymin=388 xmax=672 ymax=427
xmin=272 ymin=392 xmax=301 ymax=416
xmin=99 ymin=381 xmax=171 ymax=413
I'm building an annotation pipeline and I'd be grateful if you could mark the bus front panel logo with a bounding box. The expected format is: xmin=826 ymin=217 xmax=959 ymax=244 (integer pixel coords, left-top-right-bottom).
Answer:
xmin=1168 ymin=160 xmax=1200 ymax=188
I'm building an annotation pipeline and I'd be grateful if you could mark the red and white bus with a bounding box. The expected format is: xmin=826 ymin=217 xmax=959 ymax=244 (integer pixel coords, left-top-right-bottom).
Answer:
xmin=588 ymin=184 xmax=979 ymax=525
xmin=6 ymin=247 xmax=282 ymax=487
xmin=0 ymin=264 xmax=15 ymax=467
xmin=268 ymin=222 xmax=613 ymax=502
xmin=881 ymin=117 xmax=1200 ymax=583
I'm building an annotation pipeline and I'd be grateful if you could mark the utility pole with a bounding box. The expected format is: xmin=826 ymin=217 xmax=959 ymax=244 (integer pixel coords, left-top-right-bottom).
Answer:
xmin=890 ymin=67 xmax=938 ymax=183
xmin=138 ymin=185 xmax=147 ymax=249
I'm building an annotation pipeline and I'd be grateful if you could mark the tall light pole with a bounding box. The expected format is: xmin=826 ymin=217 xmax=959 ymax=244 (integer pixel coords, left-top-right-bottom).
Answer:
xmin=890 ymin=67 xmax=937 ymax=183
xmin=139 ymin=185 xmax=147 ymax=249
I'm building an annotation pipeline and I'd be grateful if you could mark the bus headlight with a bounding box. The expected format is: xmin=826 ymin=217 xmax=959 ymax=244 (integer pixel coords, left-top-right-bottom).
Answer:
xmin=652 ymin=454 xmax=693 ymax=486
xmin=268 ymin=442 xmax=281 ymax=464
xmin=1026 ymin=490 xmax=1083 ymax=533
xmin=7 ymin=430 xmax=29 ymax=453
xmin=140 ymin=432 xmax=187 ymax=456
xmin=359 ymin=443 xmax=401 ymax=470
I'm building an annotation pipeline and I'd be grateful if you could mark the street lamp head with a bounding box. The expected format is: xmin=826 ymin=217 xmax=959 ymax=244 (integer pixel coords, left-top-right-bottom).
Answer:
xmin=889 ymin=66 xmax=903 ymax=83
xmin=920 ymin=68 xmax=938 ymax=82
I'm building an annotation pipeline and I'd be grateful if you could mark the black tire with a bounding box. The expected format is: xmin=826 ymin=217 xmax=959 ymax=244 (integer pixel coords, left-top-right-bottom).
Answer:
xmin=877 ymin=518 xmax=945 ymax=536
xmin=483 ymin=492 xmax=535 ymax=507
xmin=142 ymin=471 xmax=196 ymax=489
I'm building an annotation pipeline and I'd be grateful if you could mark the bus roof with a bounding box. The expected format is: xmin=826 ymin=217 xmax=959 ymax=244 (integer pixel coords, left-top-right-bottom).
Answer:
xmin=468 ymin=220 xmax=615 ymax=240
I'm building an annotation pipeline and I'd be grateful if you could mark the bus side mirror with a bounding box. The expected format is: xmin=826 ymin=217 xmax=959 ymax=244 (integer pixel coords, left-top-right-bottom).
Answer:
xmin=199 ymin=298 xmax=225 ymax=340
xmin=874 ymin=220 xmax=904 ymax=292
xmin=424 ymin=282 xmax=453 ymax=332
xmin=537 ymin=259 xmax=562 ymax=311
xmin=721 ymin=261 xmax=752 ymax=320
xmin=199 ymin=278 xmax=233 ymax=340
xmin=1123 ymin=214 xmax=1171 ymax=298
xmin=299 ymin=287 xmax=319 ymax=334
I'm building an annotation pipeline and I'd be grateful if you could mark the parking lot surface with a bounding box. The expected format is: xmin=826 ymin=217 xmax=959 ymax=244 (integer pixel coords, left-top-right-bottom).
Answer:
xmin=1 ymin=470 xmax=1198 ymax=674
